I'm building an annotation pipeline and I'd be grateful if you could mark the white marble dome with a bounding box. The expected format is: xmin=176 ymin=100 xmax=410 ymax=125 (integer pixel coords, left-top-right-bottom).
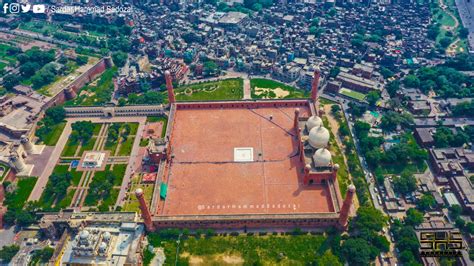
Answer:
xmin=80 ymin=230 xmax=90 ymax=240
xmin=308 ymin=125 xmax=330 ymax=148
xmin=313 ymin=148 xmax=332 ymax=167
xmin=306 ymin=115 xmax=323 ymax=131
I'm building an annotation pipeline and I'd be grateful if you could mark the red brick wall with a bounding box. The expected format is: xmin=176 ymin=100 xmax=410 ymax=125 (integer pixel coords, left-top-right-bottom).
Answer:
xmin=175 ymin=100 xmax=310 ymax=110
xmin=44 ymin=58 xmax=110 ymax=110
xmin=152 ymin=216 xmax=339 ymax=230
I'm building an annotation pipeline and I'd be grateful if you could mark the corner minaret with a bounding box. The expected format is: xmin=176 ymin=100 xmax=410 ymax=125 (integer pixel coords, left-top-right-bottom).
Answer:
xmin=135 ymin=188 xmax=154 ymax=231
xmin=311 ymin=66 xmax=321 ymax=102
xmin=165 ymin=71 xmax=176 ymax=104
xmin=293 ymin=108 xmax=300 ymax=129
xmin=338 ymin=184 xmax=355 ymax=230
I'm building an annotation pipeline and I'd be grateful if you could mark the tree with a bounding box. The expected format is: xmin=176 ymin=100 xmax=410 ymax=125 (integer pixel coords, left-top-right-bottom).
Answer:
xmin=366 ymin=91 xmax=380 ymax=107
xmin=385 ymin=80 xmax=400 ymax=97
xmin=2 ymin=74 xmax=19 ymax=91
xmin=329 ymin=67 xmax=340 ymax=78
xmin=71 ymin=121 xmax=95 ymax=143
xmin=251 ymin=3 xmax=262 ymax=11
xmin=32 ymin=247 xmax=54 ymax=263
xmin=118 ymin=97 xmax=127 ymax=106
xmin=380 ymin=111 xmax=413 ymax=132
xmin=405 ymin=208 xmax=423 ymax=226
xmin=204 ymin=61 xmax=218 ymax=76
xmin=45 ymin=106 xmax=66 ymax=124
xmin=331 ymin=104 xmax=341 ymax=116
xmin=434 ymin=127 xmax=469 ymax=148
xmin=403 ymin=75 xmax=420 ymax=88
xmin=316 ymin=250 xmax=342 ymax=266
xmin=393 ymin=172 xmax=417 ymax=195
xmin=348 ymin=102 xmax=367 ymax=117
xmin=380 ymin=67 xmax=394 ymax=79
xmin=351 ymin=206 xmax=387 ymax=233
xmin=439 ymin=37 xmax=452 ymax=48
xmin=417 ymin=194 xmax=436 ymax=211
xmin=449 ymin=205 xmax=463 ymax=219
xmin=0 ymin=245 xmax=20 ymax=263
xmin=112 ymin=51 xmax=127 ymax=67
xmin=76 ymin=55 xmax=88 ymax=66
xmin=341 ymin=238 xmax=378 ymax=266
xmin=19 ymin=62 xmax=40 ymax=76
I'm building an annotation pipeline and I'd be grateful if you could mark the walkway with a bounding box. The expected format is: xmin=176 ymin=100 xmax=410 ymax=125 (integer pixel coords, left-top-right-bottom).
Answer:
xmin=28 ymin=122 xmax=72 ymax=201
xmin=243 ymin=78 xmax=251 ymax=99
xmin=115 ymin=118 xmax=147 ymax=209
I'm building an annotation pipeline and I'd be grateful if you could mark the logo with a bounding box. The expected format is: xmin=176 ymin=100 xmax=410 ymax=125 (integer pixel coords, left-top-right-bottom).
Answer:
xmin=21 ymin=4 xmax=31 ymax=13
xmin=3 ymin=3 xmax=8 ymax=14
xmin=32 ymin=4 xmax=45 ymax=14
xmin=420 ymin=231 xmax=463 ymax=257
xmin=9 ymin=3 xmax=20 ymax=13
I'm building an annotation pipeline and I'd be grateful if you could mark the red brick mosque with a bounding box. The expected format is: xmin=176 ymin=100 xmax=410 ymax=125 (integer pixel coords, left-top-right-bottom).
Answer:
xmin=139 ymin=69 xmax=356 ymax=231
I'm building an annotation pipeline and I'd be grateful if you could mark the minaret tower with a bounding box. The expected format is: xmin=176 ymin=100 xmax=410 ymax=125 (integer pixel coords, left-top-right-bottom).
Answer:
xmin=294 ymin=108 xmax=300 ymax=129
xmin=338 ymin=184 xmax=355 ymax=230
xmin=135 ymin=188 xmax=154 ymax=231
xmin=311 ymin=66 xmax=321 ymax=102
xmin=165 ymin=71 xmax=176 ymax=104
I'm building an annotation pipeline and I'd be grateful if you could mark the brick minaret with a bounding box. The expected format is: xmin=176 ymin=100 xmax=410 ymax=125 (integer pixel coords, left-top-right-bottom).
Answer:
xmin=294 ymin=108 xmax=300 ymax=129
xmin=311 ymin=66 xmax=321 ymax=102
xmin=135 ymin=188 xmax=154 ymax=231
xmin=165 ymin=70 xmax=176 ymax=104
xmin=338 ymin=184 xmax=355 ymax=230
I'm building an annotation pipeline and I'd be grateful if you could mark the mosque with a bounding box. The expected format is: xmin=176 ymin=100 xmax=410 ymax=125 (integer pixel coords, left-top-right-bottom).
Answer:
xmin=139 ymin=68 xmax=356 ymax=231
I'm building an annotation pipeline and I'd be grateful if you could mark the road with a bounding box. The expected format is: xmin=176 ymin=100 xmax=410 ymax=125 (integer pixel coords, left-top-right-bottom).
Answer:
xmin=321 ymin=92 xmax=397 ymax=263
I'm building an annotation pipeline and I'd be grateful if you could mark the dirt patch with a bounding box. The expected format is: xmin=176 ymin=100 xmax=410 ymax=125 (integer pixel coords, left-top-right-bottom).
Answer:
xmin=180 ymin=252 xmax=244 ymax=265
xmin=254 ymin=87 xmax=289 ymax=99
xmin=220 ymin=254 xmax=244 ymax=264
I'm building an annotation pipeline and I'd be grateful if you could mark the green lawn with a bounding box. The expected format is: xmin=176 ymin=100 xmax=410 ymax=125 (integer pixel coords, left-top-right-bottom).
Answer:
xmin=0 ymin=43 xmax=17 ymax=64
xmin=250 ymin=78 xmax=308 ymax=99
xmin=171 ymin=78 xmax=243 ymax=101
xmin=70 ymin=168 xmax=83 ymax=186
xmin=110 ymin=164 xmax=127 ymax=186
xmin=118 ymin=136 xmax=134 ymax=156
xmin=78 ymin=137 xmax=96 ymax=156
xmin=149 ymin=233 xmax=329 ymax=265
xmin=339 ymin=88 xmax=366 ymax=101
xmin=57 ymin=189 xmax=75 ymax=209
xmin=98 ymin=188 xmax=119 ymax=211
xmin=93 ymin=123 xmax=103 ymax=135
xmin=3 ymin=177 xmax=37 ymax=210
xmin=19 ymin=21 xmax=60 ymax=35
xmin=37 ymin=122 xmax=66 ymax=146
xmin=61 ymin=139 xmax=80 ymax=157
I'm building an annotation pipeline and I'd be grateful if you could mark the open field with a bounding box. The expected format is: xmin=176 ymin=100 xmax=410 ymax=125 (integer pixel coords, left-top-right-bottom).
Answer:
xmin=148 ymin=233 xmax=330 ymax=265
xmin=170 ymin=78 xmax=244 ymax=102
xmin=339 ymin=88 xmax=366 ymax=101
xmin=37 ymin=122 xmax=66 ymax=146
xmin=250 ymin=78 xmax=308 ymax=99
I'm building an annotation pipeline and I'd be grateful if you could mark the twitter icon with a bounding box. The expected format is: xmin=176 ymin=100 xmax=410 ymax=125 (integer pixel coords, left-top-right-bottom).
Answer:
xmin=21 ymin=4 xmax=30 ymax=13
